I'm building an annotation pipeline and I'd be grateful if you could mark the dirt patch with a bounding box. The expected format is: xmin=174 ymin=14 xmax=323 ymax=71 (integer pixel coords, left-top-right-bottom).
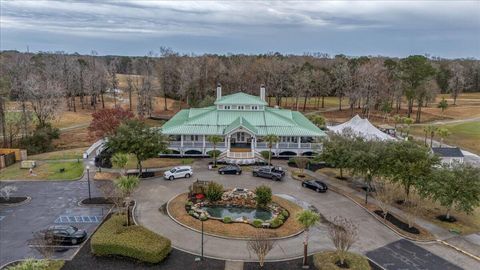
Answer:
xmin=94 ymin=172 xmax=120 ymax=181
xmin=374 ymin=210 xmax=420 ymax=234
xmin=168 ymin=193 xmax=304 ymax=239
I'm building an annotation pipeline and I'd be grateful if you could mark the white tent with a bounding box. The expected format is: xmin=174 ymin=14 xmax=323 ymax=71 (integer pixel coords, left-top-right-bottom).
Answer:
xmin=327 ymin=115 xmax=396 ymax=141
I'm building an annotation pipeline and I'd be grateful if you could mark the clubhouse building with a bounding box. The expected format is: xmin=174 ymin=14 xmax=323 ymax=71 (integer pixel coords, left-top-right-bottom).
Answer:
xmin=161 ymin=85 xmax=326 ymax=164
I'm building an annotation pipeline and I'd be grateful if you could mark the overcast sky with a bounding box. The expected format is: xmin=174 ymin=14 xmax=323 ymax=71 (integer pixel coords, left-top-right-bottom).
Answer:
xmin=1 ymin=0 xmax=479 ymax=58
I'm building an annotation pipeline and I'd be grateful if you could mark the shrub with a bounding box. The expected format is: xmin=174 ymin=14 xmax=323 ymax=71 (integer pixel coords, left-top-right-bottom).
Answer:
xmin=185 ymin=201 xmax=193 ymax=207
xmin=19 ymin=124 xmax=60 ymax=154
xmin=205 ymin=182 xmax=224 ymax=201
xmin=281 ymin=210 xmax=289 ymax=218
xmin=207 ymin=150 xmax=222 ymax=159
xmin=188 ymin=210 xmax=195 ymax=216
xmin=6 ymin=259 xmax=49 ymax=270
xmin=277 ymin=214 xmax=286 ymax=221
xmin=260 ymin=150 xmax=273 ymax=161
xmin=200 ymin=215 xmax=208 ymax=221
xmin=252 ymin=219 xmax=263 ymax=228
xmin=223 ymin=216 xmax=232 ymax=223
xmin=312 ymin=251 xmax=370 ymax=270
xmin=270 ymin=217 xmax=284 ymax=228
xmin=255 ymin=185 xmax=272 ymax=207
xmin=91 ymin=214 xmax=171 ymax=263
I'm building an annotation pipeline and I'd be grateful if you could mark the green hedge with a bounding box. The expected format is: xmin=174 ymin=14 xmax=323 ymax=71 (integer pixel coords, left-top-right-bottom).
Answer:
xmin=313 ymin=251 xmax=371 ymax=270
xmin=91 ymin=214 xmax=171 ymax=263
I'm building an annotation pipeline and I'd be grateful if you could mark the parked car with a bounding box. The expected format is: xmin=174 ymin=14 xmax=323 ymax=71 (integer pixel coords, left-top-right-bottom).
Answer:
xmin=218 ymin=164 xmax=242 ymax=175
xmin=252 ymin=166 xmax=285 ymax=181
xmin=164 ymin=166 xmax=193 ymax=180
xmin=44 ymin=225 xmax=87 ymax=245
xmin=302 ymin=180 xmax=328 ymax=193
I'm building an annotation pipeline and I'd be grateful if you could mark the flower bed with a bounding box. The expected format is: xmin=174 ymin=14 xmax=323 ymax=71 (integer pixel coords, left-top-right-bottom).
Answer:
xmin=186 ymin=188 xmax=289 ymax=229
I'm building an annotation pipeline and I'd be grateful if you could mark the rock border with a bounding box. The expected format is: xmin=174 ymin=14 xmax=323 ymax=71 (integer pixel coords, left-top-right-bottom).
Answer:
xmin=166 ymin=193 xmax=305 ymax=241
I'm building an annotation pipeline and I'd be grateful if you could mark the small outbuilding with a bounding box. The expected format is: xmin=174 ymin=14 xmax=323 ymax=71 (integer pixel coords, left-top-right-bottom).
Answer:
xmin=431 ymin=147 xmax=464 ymax=164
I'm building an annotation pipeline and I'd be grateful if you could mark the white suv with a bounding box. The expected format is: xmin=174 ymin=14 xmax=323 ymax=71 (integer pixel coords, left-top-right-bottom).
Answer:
xmin=164 ymin=166 xmax=193 ymax=180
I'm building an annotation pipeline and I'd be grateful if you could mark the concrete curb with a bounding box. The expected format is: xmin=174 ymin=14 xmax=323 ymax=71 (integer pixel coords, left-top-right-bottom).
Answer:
xmin=164 ymin=193 xmax=305 ymax=241
xmin=437 ymin=239 xmax=480 ymax=262
xmin=0 ymin=196 xmax=31 ymax=207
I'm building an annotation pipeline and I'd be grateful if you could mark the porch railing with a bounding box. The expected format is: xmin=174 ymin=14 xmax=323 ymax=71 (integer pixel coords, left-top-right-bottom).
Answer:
xmin=227 ymin=152 xmax=254 ymax=159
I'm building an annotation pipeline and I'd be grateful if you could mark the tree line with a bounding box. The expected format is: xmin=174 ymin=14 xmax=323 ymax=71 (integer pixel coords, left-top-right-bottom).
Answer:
xmin=1 ymin=49 xmax=479 ymax=149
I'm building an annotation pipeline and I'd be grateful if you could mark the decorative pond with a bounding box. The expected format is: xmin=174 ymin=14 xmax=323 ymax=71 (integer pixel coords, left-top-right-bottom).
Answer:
xmin=185 ymin=186 xmax=290 ymax=228
xmin=201 ymin=206 xmax=273 ymax=221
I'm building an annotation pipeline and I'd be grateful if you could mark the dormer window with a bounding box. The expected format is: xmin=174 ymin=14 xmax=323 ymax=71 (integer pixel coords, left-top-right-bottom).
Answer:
xmin=225 ymin=105 xmax=231 ymax=110
xmin=252 ymin=105 xmax=258 ymax=110
xmin=238 ymin=105 xmax=244 ymax=110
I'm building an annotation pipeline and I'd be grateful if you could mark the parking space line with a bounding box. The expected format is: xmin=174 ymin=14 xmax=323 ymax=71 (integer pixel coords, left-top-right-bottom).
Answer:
xmin=54 ymin=215 xmax=102 ymax=224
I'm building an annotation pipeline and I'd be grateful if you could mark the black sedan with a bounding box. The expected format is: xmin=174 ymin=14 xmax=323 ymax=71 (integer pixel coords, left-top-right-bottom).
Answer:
xmin=218 ymin=164 xmax=242 ymax=175
xmin=44 ymin=225 xmax=87 ymax=245
xmin=302 ymin=180 xmax=328 ymax=193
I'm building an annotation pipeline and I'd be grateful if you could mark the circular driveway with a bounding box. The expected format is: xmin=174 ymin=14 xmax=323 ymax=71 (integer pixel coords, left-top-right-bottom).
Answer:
xmin=134 ymin=161 xmax=400 ymax=261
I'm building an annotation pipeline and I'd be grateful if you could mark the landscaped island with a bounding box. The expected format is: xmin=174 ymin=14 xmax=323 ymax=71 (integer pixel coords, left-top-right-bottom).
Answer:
xmin=167 ymin=181 xmax=304 ymax=238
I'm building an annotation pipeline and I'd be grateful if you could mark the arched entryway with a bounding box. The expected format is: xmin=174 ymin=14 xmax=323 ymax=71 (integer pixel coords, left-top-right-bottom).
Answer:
xmin=228 ymin=130 xmax=255 ymax=152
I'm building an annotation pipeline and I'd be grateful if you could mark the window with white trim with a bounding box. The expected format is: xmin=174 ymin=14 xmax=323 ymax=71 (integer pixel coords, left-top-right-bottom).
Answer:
xmin=224 ymin=105 xmax=231 ymax=110
xmin=238 ymin=105 xmax=244 ymax=110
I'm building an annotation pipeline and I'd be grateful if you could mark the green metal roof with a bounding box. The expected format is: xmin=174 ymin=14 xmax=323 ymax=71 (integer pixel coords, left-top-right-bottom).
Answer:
xmin=214 ymin=92 xmax=268 ymax=106
xmin=224 ymin=117 xmax=258 ymax=134
xmin=162 ymin=92 xmax=326 ymax=137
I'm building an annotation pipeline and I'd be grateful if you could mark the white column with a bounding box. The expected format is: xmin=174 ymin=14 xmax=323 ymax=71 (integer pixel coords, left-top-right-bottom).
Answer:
xmin=298 ymin=136 xmax=301 ymax=149
xmin=202 ymin=135 xmax=206 ymax=148
xmin=180 ymin=135 xmax=184 ymax=147
xmin=251 ymin=136 xmax=255 ymax=151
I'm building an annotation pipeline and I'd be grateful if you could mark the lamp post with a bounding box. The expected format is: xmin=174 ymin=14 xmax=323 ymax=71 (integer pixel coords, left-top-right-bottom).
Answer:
xmin=200 ymin=214 xmax=204 ymax=261
xmin=86 ymin=165 xmax=91 ymax=200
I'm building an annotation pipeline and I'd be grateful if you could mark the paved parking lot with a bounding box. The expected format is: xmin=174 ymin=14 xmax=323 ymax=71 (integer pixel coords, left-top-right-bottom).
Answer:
xmin=0 ymin=179 xmax=109 ymax=267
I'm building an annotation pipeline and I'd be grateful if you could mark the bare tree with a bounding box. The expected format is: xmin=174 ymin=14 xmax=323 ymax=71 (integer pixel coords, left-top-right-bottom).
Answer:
xmin=448 ymin=62 xmax=465 ymax=105
xmin=328 ymin=216 xmax=358 ymax=267
xmin=374 ymin=180 xmax=397 ymax=220
xmin=0 ymin=185 xmax=18 ymax=201
xmin=247 ymin=229 xmax=276 ymax=268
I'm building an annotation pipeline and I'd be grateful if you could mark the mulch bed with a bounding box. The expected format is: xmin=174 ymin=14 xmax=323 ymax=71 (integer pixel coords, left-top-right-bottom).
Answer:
xmin=62 ymin=239 xmax=225 ymax=270
xmin=374 ymin=210 xmax=420 ymax=235
xmin=244 ymin=257 xmax=312 ymax=270
xmin=437 ymin=215 xmax=457 ymax=223
xmin=244 ymin=257 xmax=383 ymax=270
xmin=81 ymin=197 xmax=114 ymax=205
xmin=0 ymin=196 xmax=28 ymax=204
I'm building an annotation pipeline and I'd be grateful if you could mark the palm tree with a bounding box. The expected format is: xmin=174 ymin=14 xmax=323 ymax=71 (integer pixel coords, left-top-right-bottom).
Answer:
xmin=296 ymin=210 xmax=320 ymax=267
xmin=116 ymin=175 xmax=139 ymax=226
xmin=437 ymin=127 xmax=451 ymax=147
xmin=112 ymin=152 xmax=129 ymax=176
xmin=393 ymin=114 xmax=402 ymax=136
xmin=264 ymin=134 xmax=279 ymax=166
xmin=426 ymin=125 xmax=438 ymax=148
xmin=207 ymin=135 xmax=223 ymax=167
xmin=403 ymin=117 xmax=414 ymax=138
xmin=438 ymin=98 xmax=448 ymax=115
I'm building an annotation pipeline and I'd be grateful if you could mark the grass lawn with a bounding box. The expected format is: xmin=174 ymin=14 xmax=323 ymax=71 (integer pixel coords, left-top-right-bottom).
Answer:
xmin=123 ymin=155 xmax=194 ymax=170
xmin=0 ymin=161 xmax=84 ymax=181
xmin=29 ymin=148 xmax=87 ymax=161
xmin=168 ymin=193 xmax=306 ymax=238
xmin=411 ymin=121 xmax=480 ymax=154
